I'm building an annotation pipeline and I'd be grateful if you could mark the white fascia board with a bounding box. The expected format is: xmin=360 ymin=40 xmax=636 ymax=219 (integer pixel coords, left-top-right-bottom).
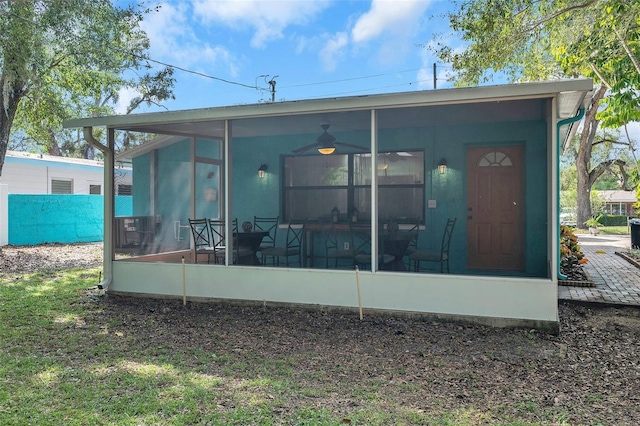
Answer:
xmin=64 ymin=79 xmax=593 ymax=132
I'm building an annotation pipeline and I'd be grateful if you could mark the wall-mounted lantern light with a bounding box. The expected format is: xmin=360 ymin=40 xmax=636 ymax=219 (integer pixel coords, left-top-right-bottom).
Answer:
xmin=438 ymin=158 xmax=448 ymax=175
xmin=258 ymin=164 xmax=268 ymax=178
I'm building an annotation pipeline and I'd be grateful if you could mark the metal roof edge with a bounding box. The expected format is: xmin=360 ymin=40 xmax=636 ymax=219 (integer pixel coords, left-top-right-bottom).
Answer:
xmin=64 ymin=79 xmax=593 ymax=130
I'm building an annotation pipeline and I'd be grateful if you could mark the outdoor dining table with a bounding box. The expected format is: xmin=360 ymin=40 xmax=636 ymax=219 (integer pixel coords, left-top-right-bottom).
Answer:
xmin=234 ymin=230 xmax=269 ymax=265
xmin=301 ymin=222 xmax=417 ymax=271
xmin=381 ymin=231 xmax=417 ymax=271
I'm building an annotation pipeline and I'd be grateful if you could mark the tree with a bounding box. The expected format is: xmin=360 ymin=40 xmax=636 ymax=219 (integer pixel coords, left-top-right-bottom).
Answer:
xmin=0 ymin=0 xmax=174 ymax=174
xmin=429 ymin=0 xmax=640 ymax=227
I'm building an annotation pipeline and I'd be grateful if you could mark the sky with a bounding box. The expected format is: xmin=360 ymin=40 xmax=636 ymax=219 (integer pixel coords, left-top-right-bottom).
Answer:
xmin=110 ymin=0 xmax=640 ymax=143
xmin=113 ymin=0 xmax=459 ymax=114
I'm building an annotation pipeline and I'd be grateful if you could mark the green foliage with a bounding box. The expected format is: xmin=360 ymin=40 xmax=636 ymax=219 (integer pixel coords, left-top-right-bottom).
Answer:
xmin=431 ymin=0 xmax=640 ymax=128
xmin=430 ymin=0 xmax=640 ymax=234
xmin=0 ymin=0 xmax=175 ymax=166
xmin=585 ymin=215 xmax=603 ymax=228
xmin=599 ymin=214 xmax=630 ymax=226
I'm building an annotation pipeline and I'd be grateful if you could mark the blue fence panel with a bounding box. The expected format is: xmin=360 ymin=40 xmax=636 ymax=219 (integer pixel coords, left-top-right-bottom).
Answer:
xmin=8 ymin=195 xmax=132 ymax=246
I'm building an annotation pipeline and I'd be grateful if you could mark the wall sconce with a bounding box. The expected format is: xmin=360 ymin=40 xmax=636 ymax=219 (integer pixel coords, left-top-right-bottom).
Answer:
xmin=438 ymin=158 xmax=447 ymax=175
xmin=258 ymin=163 xmax=268 ymax=178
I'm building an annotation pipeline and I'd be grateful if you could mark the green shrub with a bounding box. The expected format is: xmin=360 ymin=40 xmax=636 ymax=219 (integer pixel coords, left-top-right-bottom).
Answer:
xmin=600 ymin=215 xmax=630 ymax=226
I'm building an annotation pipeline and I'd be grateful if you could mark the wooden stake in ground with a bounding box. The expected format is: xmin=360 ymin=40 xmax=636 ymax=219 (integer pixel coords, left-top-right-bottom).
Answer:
xmin=182 ymin=256 xmax=186 ymax=306
xmin=355 ymin=266 xmax=363 ymax=320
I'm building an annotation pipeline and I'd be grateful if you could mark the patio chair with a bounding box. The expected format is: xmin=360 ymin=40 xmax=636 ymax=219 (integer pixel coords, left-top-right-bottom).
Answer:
xmin=410 ymin=217 xmax=456 ymax=273
xmin=401 ymin=220 xmax=420 ymax=270
xmin=351 ymin=223 xmax=395 ymax=271
xmin=188 ymin=218 xmax=215 ymax=263
xmin=261 ymin=220 xmax=306 ymax=267
xmin=322 ymin=221 xmax=356 ymax=269
xmin=253 ymin=215 xmax=279 ymax=259
xmin=208 ymin=218 xmax=253 ymax=264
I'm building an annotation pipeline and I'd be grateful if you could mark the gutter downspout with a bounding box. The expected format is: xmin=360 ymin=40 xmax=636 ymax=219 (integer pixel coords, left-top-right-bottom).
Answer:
xmin=557 ymin=108 xmax=585 ymax=280
xmin=83 ymin=127 xmax=114 ymax=290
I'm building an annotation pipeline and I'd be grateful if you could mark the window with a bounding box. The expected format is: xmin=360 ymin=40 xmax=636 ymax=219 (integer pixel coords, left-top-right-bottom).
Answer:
xmin=478 ymin=151 xmax=513 ymax=167
xmin=89 ymin=185 xmax=101 ymax=195
xmin=283 ymin=151 xmax=424 ymax=223
xmin=51 ymin=179 xmax=72 ymax=194
xmin=118 ymin=184 xmax=132 ymax=195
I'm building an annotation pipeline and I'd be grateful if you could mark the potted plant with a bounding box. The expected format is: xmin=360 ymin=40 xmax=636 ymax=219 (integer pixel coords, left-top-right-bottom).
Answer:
xmin=585 ymin=215 xmax=603 ymax=235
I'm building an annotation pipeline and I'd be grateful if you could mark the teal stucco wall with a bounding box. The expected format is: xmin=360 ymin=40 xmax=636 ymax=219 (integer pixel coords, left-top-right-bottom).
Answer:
xmin=8 ymin=195 xmax=132 ymax=245
xmin=131 ymin=116 xmax=550 ymax=277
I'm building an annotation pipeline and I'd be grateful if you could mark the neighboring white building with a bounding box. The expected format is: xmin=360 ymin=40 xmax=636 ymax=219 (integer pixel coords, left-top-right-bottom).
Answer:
xmin=0 ymin=150 xmax=131 ymax=195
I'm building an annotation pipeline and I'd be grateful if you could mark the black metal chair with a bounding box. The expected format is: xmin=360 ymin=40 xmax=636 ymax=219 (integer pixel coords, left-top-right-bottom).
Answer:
xmin=188 ymin=218 xmax=215 ymax=263
xmin=261 ymin=220 xmax=305 ymax=267
xmin=351 ymin=223 xmax=395 ymax=271
xmin=253 ymin=215 xmax=279 ymax=259
xmin=322 ymin=221 xmax=356 ymax=269
xmin=208 ymin=218 xmax=253 ymax=264
xmin=401 ymin=220 xmax=420 ymax=270
xmin=410 ymin=218 xmax=457 ymax=273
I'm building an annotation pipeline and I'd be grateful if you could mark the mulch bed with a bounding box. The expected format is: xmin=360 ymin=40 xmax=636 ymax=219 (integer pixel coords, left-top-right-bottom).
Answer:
xmin=559 ymin=263 xmax=593 ymax=287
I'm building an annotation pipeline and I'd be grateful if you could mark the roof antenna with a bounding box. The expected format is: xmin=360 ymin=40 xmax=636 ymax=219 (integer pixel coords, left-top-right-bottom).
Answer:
xmin=267 ymin=75 xmax=278 ymax=102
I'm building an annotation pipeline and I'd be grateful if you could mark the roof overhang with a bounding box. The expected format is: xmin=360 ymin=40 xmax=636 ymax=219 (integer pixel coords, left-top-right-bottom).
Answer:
xmin=65 ymin=79 xmax=593 ymax=142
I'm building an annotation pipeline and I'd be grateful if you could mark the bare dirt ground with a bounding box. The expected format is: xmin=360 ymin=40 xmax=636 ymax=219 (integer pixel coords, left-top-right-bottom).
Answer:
xmin=2 ymin=243 xmax=640 ymax=424
xmin=0 ymin=242 xmax=103 ymax=274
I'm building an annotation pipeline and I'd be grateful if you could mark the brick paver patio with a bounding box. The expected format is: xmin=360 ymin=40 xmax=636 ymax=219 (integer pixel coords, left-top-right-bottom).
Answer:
xmin=558 ymin=234 xmax=640 ymax=306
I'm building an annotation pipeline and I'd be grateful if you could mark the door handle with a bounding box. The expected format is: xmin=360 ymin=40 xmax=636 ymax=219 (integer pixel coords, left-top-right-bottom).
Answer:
xmin=467 ymin=215 xmax=472 ymax=220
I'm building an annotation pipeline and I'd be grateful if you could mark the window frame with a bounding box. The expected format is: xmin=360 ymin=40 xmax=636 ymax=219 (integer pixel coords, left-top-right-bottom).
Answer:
xmin=51 ymin=178 xmax=73 ymax=194
xmin=282 ymin=150 xmax=425 ymax=223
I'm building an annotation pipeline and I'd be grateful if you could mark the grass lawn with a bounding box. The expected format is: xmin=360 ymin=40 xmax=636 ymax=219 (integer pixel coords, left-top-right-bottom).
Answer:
xmin=2 ymin=267 xmax=637 ymax=425
xmin=572 ymin=225 xmax=630 ymax=235
xmin=598 ymin=225 xmax=631 ymax=235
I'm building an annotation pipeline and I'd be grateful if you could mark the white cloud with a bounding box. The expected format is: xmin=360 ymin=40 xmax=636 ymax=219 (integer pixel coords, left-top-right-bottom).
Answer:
xmin=115 ymin=87 xmax=140 ymax=115
xmin=141 ymin=2 xmax=239 ymax=77
xmin=319 ymin=32 xmax=348 ymax=72
xmin=351 ymin=0 xmax=432 ymax=44
xmin=622 ymin=122 xmax=640 ymax=143
xmin=416 ymin=41 xmax=455 ymax=90
xmin=193 ymin=0 xmax=331 ymax=48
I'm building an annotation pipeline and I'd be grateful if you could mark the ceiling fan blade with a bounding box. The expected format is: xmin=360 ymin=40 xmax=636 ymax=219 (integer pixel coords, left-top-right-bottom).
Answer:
xmin=291 ymin=142 xmax=319 ymax=154
xmin=335 ymin=142 xmax=368 ymax=151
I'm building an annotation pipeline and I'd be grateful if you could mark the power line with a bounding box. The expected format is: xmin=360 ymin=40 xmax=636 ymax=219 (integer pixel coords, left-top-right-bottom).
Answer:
xmin=281 ymin=69 xmax=421 ymax=89
xmin=302 ymin=77 xmax=438 ymax=99
xmin=128 ymin=52 xmax=259 ymax=90
xmin=5 ymin=9 xmax=452 ymax=100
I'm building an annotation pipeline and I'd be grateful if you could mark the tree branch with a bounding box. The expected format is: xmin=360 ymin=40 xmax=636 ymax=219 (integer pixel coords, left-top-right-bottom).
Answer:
xmin=592 ymin=139 xmax=634 ymax=147
xmin=614 ymin=27 xmax=640 ymax=75
xmin=524 ymin=0 xmax=598 ymax=33
xmin=589 ymin=63 xmax=612 ymax=89
xmin=588 ymin=158 xmax=626 ymax=188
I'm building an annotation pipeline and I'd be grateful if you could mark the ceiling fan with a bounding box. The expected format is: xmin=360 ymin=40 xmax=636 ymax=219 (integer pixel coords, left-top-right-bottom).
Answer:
xmin=291 ymin=124 xmax=367 ymax=155
xmin=380 ymin=151 xmax=412 ymax=162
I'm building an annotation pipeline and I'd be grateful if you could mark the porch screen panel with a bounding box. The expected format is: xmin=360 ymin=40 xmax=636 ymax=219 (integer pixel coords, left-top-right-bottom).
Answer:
xmin=283 ymin=155 xmax=348 ymax=221
xmin=284 ymin=151 xmax=424 ymax=223
xmin=195 ymin=138 xmax=222 ymax=221
xmin=155 ymin=140 xmax=192 ymax=252
xmin=354 ymin=151 xmax=425 ymax=223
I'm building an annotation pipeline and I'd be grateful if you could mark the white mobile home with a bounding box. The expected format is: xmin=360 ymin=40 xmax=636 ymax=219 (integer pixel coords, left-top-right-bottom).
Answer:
xmin=0 ymin=150 xmax=131 ymax=195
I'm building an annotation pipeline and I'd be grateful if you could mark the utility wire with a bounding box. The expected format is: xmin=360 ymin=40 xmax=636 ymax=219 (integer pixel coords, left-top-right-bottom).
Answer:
xmin=302 ymin=78 xmax=438 ymax=99
xmin=5 ymin=9 xmax=450 ymax=98
xmin=281 ymin=69 xmax=422 ymax=89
